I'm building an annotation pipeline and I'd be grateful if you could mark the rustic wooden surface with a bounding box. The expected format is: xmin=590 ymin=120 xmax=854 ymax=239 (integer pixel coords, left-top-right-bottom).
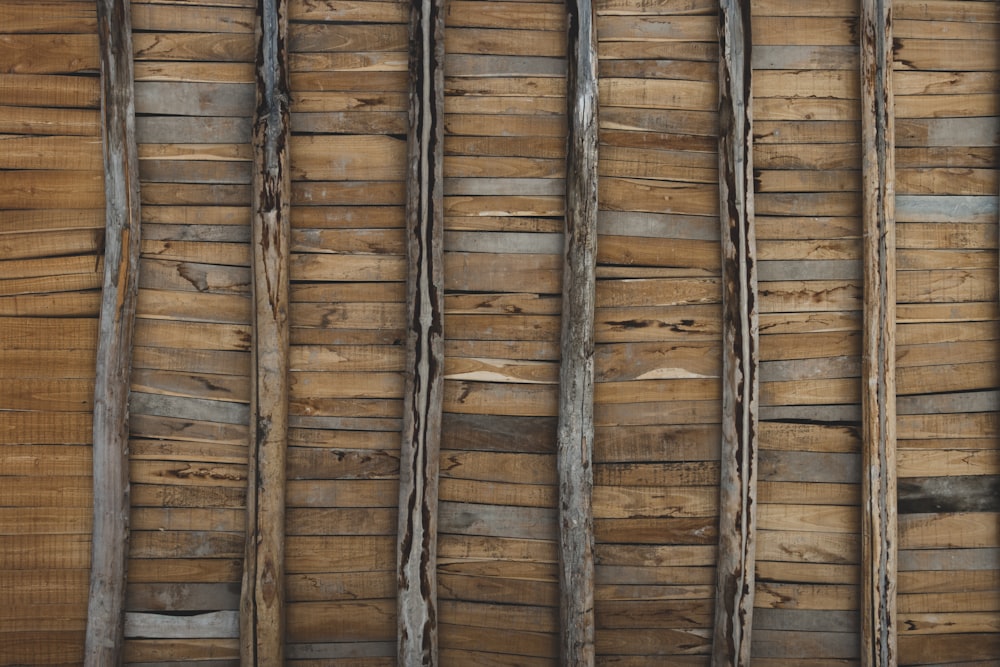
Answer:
xmin=436 ymin=0 xmax=565 ymax=661
xmin=750 ymin=0 xmax=865 ymax=661
xmin=892 ymin=1 xmax=999 ymax=664
xmin=123 ymin=0 xmax=255 ymax=655
xmin=712 ymin=0 xmax=758 ymax=665
xmin=558 ymin=0 xmax=598 ymax=662
xmin=283 ymin=0 xmax=407 ymax=660
xmin=860 ymin=1 xmax=898 ymax=664
xmin=592 ymin=0 xmax=724 ymax=662
xmin=396 ymin=0 xmax=446 ymax=660
xmin=5 ymin=0 xmax=1000 ymax=664
xmin=241 ymin=0 xmax=291 ymax=663
xmin=85 ymin=0 xmax=142 ymax=663
xmin=0 ymin=19 xmax=102 ymax=667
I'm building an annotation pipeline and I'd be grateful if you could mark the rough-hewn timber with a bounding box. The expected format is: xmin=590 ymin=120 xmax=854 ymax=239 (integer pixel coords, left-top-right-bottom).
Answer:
xmin=559 ymin=0 xmax=598 ymax=662
xmin=396 ymin=0 xmax=445 ymax=661
xmin=241 ymin=0 xmax=290 ymax=662
xmin=712 ymin=1 xmax=758 ymax=666
xmin=860 ymin=0 xmax=897 ymax=664
xmin=85 ymin=0 xmax=141 ymax=663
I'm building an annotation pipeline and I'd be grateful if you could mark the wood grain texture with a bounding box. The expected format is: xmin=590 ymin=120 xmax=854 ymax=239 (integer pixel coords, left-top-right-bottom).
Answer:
xmin=85 ymin=0 xmax=141 ymax=663
xmin=396 ymin=0 xmax=445 ymax=662
xmin=240 ymin=0 xmax=290 ymax=663
xmin=559 ymin=0 xmax=598 ymax=663
xmin=712 ymin=1 xmax=758 ymax=666
xmin=860 ymin=0 xmax=898 ymax=665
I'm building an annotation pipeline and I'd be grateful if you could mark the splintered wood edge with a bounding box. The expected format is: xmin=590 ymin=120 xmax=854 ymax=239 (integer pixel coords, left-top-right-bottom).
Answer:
xmin=860 ymin=0 xmax=898 ymax=665
xmin=712 ymin=1 xmax=759 ymax=666
xmin=396 ymin=0 xmax=446 ymax=662
xmin=558 ymin=0 xmax=599 ymax=663
xmin=86 ymin=0 xmax=142 ymax=664
xmin=241 ymin=0 xmax=291 ymax=663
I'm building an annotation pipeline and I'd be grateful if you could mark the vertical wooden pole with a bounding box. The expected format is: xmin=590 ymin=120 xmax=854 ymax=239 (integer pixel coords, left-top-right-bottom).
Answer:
xmin=711 ymin=2 xmax=758 ymax=666
xmin=559 ymin=0 xmax=598 ymax=663
xmin=241 ymin=0 xmax=290 ymax=663
xmin=860 ymin=0 xmax=897 ymax=665
xmin=396 ymin=0 xmax=445 ymax=662
xmin=86 ymin=0 xmax=141 ymax=664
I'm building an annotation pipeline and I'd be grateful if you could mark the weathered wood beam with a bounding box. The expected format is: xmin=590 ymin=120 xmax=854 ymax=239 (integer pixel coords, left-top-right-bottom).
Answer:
xmin=395 ymin=0 xmax=445 ymax=660
xmin=860 ymin=0 xmax=898 ymax=665
xmin=240 ymin=0 xmax=290 ymax=663
xmin=85 ymin=0 xmax=141 ymax=663
xmin=711 ymin=1 xmax=759 ymax=665
xmin=558 ymin=0 xmax=598 ymax=663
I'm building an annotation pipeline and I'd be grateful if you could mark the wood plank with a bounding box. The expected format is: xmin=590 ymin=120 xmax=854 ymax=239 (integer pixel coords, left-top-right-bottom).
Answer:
xmin=0 ymin=34 xmax=99 ymax=73
xmin=124 ymin=611 xmax=239 ymax=639
xmin=394 ymin=0 xmax=445 ymax=660
xmin=557 ymin=0 xmax=599 ymax=662
xmin=84 ymin=0 xmax=141 ymax=663
xmin=132 ymin=32 xmax=254 ymax=62
xmin=859 ymin=2 xmax=898 ymax=664
xmin=241 ymin=0 xmax=290 ymax=663
xmin=712 ymin=2 xmax=757 ymax=665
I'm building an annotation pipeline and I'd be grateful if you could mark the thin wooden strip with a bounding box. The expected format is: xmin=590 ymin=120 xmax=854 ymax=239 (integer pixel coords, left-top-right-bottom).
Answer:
xmin=241 ymin=0 xmax=290 ymax=663
xmin=860 ymin=1 xmax=897 ymax=665
xmin=85 ymin=0 xmax=141 ymax=664
xmin=712 ymin=2 xmax=757 ymax=665
xmin=558 ymin=0 xmax=598 ymax=663
xmin=124 ymin=611 xmax=239 ymax=639
xmin=395 ymin=0 xmax=445 ymax=662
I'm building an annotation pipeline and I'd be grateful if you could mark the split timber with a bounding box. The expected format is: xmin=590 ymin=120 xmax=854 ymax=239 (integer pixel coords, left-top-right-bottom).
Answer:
xmin=1 ymin=0 xmax=999 ymax=665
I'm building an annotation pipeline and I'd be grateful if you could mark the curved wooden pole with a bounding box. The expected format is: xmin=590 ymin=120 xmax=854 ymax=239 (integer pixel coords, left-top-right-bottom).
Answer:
xmin=711 ymin=1 xmax=759 ymax=665
xmin=85 ymin=0 xmax=141 ymax=663
xmin=860 ymin=0 xmax=897 ymax=664
xmin=396 ymin=0 xmax=446 ymax=661
xmin=558 ymin=0 xmax=598 ymax=662
xmin=241 ymin=0 xmax=291 ymax=662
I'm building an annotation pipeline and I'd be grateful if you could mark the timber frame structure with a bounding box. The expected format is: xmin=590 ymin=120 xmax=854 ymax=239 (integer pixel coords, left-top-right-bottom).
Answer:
xmin=2 ymin=0 xmax=1000 ymax=665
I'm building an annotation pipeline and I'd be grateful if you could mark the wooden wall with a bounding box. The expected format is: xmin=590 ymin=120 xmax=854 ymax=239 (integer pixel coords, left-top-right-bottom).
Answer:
xmin=0 ymin=1 xmax=103 ymax=664
xmin=123 ymin=0 xmax=254 ymax=662
xmin=893 ymin=1 xmax=1000 ymax=662
xmin=1 ymin=0 xmax=998 ymax=665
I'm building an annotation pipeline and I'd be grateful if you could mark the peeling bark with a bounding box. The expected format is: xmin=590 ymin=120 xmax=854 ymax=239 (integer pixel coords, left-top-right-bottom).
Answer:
xmin=396 ymin=0 xmax=445 ymax=662
xmin=559 ymin=0 xmax=598 ymax=663
xmin=860 ymin=1 xmax=898 ymax=665
xmin=85 ymin=0 xmax=141 ymax=663
xmin=712 ymin=1 xmax=759 ymax=666
xmin=241 ymin=0 xmax=290 ymax=663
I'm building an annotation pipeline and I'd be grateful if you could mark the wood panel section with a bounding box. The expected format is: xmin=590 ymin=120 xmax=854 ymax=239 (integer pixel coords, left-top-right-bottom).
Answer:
xmin=594 ymin=0 xmax=722 ymax=663
xmin=285 ymin=0 xmax=408 ymax=661
xmin=0 ymin=2 xmax=104 ymax=666
xmin=439 ymin=0 xmax=566 ymax=663
xmin=123 ymin=1 xmax=254 ymax=664
xmin=750 ymin=0 xmax=864 ymax=662
xmin=892 ymin=2 xmax=1000 ymax=665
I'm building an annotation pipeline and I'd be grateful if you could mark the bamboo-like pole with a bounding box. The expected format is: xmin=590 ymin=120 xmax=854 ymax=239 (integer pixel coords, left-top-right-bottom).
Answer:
xmin=395 ymin=0 xmax=445 ymax=660
xmin=85 ymin=0 xmax=141 ymax=663
xmin=711 ymin=2 xmax=759 ymax=666
xmin=860 ymin=0 xmax=897 ymax=665
xmin=558 ymin=0 xmax=598 ymax=663
xmin=240 ymin=0 xmax=290 ymax=662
